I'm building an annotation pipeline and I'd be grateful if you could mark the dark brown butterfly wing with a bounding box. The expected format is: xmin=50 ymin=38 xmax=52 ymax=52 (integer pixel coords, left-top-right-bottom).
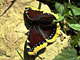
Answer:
xmin=26 ymin=26 xmax=47 ymax=55
xmin=39 ymin=23 xmax=60 ymax=43
xmin=24 ymin=8 xmax=56 ymax=26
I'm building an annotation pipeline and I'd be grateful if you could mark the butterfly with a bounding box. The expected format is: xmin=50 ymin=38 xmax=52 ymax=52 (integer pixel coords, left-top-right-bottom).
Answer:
xmin=24 ymin=6 xmax=60 ymax=55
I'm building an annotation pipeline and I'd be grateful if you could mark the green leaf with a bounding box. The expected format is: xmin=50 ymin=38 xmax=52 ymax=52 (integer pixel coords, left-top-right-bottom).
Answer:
xmin=78 ymin=41 xmax=80 ymax=47
xmin=67 ymin=23 xmax=80 ymax=31
xmin=55 ymin=2 xmax=64 ymax=15
xmin=53 ymin=14 xmax=64 ymax=22
xmin=64 ymin=3 xmax=80 ymax=16
xmin=71 ymin=34 xmax=80 ymax=47
xmin=78 ymin=37 xmax=80 ymax=47
xmin=70 ymin=5 xmax=80 ymax=16
xmin=69 ymin=11 xmax=73 ymax=16
xmin=53 ymin=48 xmax=79 ymax=60
xmin=57 ymin=14 xmax=64 ymax=21
xmin=78 ymin=56 xmax=80 ymax=60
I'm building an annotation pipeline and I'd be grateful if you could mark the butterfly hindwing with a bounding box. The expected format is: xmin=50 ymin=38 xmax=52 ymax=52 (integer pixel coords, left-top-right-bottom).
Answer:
xmin=26 ymin=26 xmax=47 ymax=55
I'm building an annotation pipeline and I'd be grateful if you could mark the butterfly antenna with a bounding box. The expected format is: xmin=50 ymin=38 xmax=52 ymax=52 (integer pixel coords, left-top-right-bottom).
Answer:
xmin=38 ymin=2 xmax=42 ymax=9
xmin=0 ymin=0 xmax=16 ymax=17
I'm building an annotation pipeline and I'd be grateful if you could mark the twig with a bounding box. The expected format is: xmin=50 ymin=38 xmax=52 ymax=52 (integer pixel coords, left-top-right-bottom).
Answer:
xmin=0 ymin=0 xmax=16 ymax=16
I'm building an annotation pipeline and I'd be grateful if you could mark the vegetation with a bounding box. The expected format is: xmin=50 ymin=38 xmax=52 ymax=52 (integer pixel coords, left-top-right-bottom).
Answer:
xmin=37 ymin=0 xmax=80 ymax=60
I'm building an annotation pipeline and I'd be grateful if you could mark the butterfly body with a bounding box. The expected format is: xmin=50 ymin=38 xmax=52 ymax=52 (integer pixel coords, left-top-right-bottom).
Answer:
xmin=24 ymin=6 xmax=60 ymax=55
